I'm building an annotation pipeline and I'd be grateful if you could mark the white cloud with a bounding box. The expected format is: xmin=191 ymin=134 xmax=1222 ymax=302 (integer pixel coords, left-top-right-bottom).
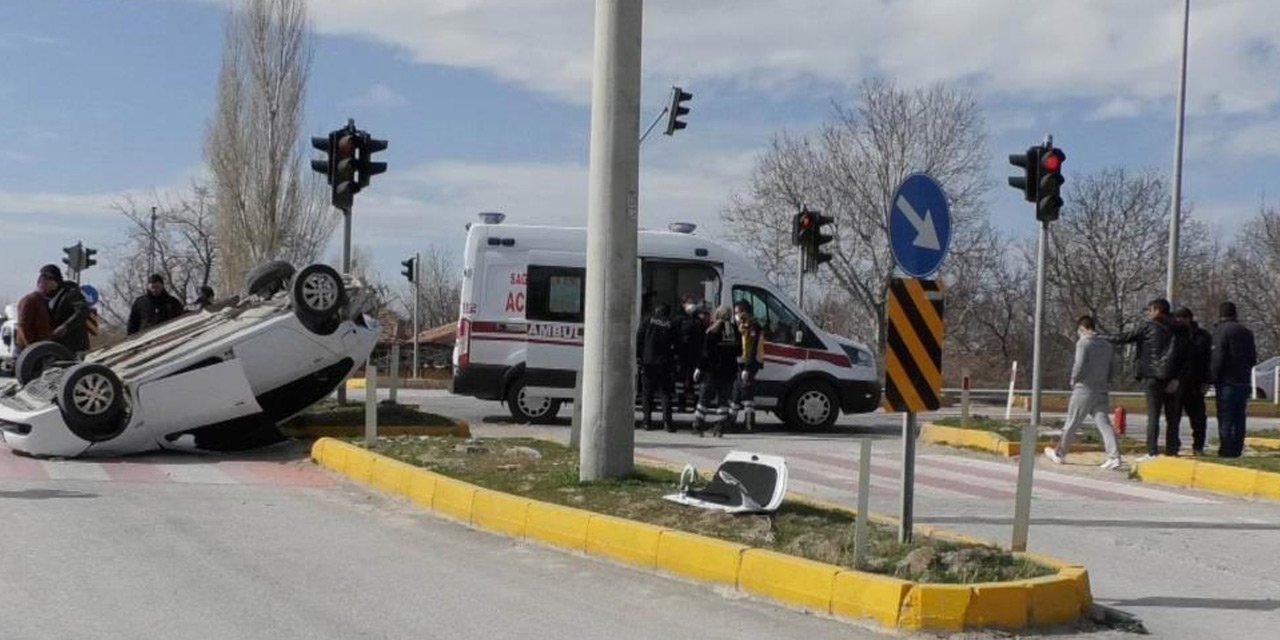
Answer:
xmin=341 ymin=83 xmax=408 ymax=109
xmin=1090 ymin=98 xmax=1146 ymax=121
xmin=301 ymin=0 xmax=1280 ymax=119
xmin=1187 ymin=118 xmax=1280 ymax=160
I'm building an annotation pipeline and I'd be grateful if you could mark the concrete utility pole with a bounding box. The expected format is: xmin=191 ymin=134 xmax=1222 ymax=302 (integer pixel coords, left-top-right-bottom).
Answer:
xmin=580 ymin=0 xmax=642 ymax=481
xmin=1166 ymin=0 xmax=1191 ymax=303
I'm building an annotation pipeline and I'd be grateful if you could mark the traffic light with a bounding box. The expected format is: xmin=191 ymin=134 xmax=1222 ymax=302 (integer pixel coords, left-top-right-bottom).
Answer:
xmin=1007 ymin=146 xmax=1039 ymax=203
xmin=664 ymin=86 xmax=692 ymax=135
xmin=802 ymin=209 xmax=834 ymax=273
xmin=401 ymin=256 xmax=416 ymax=283
xmin=82 ymin=247 xmax=97 ymax=271
xmin=332 ymin=131 xmax=360 ymax=211
xmin=358 ymin=133 xmax=388 ymax=189
xmin=792 ymin=209 xmax=813 ymax=246
xmin=310 ymin=134 xmax=334 ymax=184
xmin=1036 ymin=147 xmax=1066 ymax=222
xmin=62 ymin=242 xmax=84 ymax=273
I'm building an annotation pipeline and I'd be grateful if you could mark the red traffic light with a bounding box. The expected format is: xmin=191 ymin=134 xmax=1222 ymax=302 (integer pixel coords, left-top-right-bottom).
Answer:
xmin=1041 ymin=150 xmax=1063 ymax=172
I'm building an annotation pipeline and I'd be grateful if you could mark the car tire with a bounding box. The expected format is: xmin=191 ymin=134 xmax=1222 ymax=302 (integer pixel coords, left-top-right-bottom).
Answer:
xmin=57 ymin=363 xmax=127 ymax=442
xmin=291 ymin=264 xmax=346 ymax=335
xmin=783 ymin=379 xmax=839 ymax=431
xmin=245 ymin=260 xmax=297 ymax=298
xmin=16 ymin=341 xmax=76 ymax=385
xmin=505 ymin=377 xmax=561 ymax=424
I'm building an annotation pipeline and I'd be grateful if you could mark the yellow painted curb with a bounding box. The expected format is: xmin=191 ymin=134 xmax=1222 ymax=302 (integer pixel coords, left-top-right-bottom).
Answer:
xmin=921 ymin=422 xmax=1104 ymax=458
xmin=345 ymin=377 xmax=366 ymax=390
xmin=1135 ymin=456 xmax=1280 ymax=501
xmin=309 ymin=438 xmax=1091 ymax=633
xmin=738 ymin=549 xmax=838 ymax=614
xmin=1245 ymin=437 xmax=1280 ymax=450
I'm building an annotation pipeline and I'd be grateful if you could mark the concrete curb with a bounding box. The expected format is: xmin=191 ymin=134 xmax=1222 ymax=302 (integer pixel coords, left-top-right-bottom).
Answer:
xmin=1134 ymin=456 xmax=1280 ymax=501
xmin=311 ymin=438 xmax=1092 ymax=633
xmin=283 ymin=419 xmax=471 ymax=439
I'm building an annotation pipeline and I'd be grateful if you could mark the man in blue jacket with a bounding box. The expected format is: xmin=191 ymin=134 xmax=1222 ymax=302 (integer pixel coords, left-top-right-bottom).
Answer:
xmin=1210 ymin=302 xmax=1257 ymax=458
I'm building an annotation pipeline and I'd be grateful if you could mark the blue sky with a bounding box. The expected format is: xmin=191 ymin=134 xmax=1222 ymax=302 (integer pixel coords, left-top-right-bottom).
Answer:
xmin=3 ymin=0 xmax=1279 ymax=303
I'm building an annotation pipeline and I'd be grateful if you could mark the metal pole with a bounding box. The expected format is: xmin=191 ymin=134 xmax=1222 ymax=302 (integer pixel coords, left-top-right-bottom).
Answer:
xmin=797 ymin=248 xmax=805 ymax=309
xmin=899 ymin=412 xmax=916 ymax=543
xmin=148 ymin=207 xmax=157 ymax=276
xmin=1273 ymin=367 xmax=1278 ymax=406
xmin=1005 ymin=360 xmax=1018 ymax=420
xmin=388 ymin=342 xmax=399 ymax=405
xmin=364 ymin=363 xmax=377 ymax=447
xmin=853 ymin=438 xmax=872 ymax=569
xmin=1013 ymin=221 xmax=1049 ymax=552
xmin=413 ymin=252 xmax=420 ymax=379
xmin=638 ymin=107 xmax=668 ymax=145
xmin=961 ymin=370 xmax=971 ymax=427
xmin=1166 ymin=0 xmax=1190 ymax=303
xmin=580 ymin=0 xmax=642 ymax=481
xmin=337 ymin=209 xmax=352 ymax=404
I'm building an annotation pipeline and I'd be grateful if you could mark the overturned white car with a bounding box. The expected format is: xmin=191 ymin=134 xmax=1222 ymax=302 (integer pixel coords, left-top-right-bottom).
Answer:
xmin=0 ymin=262 xmax=378 ymax=458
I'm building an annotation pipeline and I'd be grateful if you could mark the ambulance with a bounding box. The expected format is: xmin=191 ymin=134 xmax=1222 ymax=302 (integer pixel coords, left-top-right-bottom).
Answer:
xmin=450 ymin=214 xmax=880 ymax=429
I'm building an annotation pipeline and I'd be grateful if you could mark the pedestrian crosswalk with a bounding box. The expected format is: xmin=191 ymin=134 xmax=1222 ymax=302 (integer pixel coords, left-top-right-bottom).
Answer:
xmin=0 ymin=444 xmax=333 ymax=487
xmin=637 ymin=444 xmax=1219 ymax=505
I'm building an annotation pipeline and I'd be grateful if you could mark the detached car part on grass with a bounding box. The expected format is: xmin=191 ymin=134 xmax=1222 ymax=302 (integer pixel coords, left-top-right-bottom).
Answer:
xmin=664 ymin=451 xmax=788 ymax=514
xmin=0 ymin=263 xmax=378 ymax=458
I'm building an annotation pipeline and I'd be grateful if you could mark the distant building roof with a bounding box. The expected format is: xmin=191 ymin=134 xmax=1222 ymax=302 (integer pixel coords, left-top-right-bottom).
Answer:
xmin=417 ymin=322 xmax=456 ymax=346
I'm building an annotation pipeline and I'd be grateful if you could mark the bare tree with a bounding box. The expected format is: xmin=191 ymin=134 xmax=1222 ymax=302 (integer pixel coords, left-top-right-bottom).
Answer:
xmin=205 ymin=0 xmax=335 ymax=294
xmin=100 ymin=185 xmax=219 ymax=327
xmin=1225 ymin=205 xmax=1280 ymax=356
xmin=399 ymin=247 xmax=463 ymax=331
xmin=723 ymin=79 xmax=991 ymax=349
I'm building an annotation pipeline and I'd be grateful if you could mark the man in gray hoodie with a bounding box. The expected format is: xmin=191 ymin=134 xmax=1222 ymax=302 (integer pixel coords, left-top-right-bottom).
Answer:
xmin=1046 ymin=315 xmax=1123 ymax=470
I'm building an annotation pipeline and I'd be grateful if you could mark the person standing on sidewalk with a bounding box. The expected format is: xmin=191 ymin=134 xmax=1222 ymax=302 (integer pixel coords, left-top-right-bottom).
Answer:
xmin=635 ymin=302 xmax=677 ymax=432
xmin=1173 ymin=307 xmax=1213 ymax=456
xmin=1210 ymin=301 xmax=1257 ymax=458
xmin=1105 ymin=298 xmax=1187 ymax=461
xmin=1045 ymin=316 xmax=1122 ymax=470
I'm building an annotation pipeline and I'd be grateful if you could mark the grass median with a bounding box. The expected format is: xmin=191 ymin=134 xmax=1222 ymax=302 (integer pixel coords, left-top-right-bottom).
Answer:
xmin=363 ymin=435 xmax=1054 ymax=584
xmin=285 ymin=400 xmax=456 ymax=428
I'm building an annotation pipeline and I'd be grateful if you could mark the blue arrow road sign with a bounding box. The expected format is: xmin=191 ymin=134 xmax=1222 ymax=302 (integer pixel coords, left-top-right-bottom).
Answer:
xmin=80 ymin=284 xmax=100 ymax=307
xmin=888 ymin=173 xmax=951 ymax=278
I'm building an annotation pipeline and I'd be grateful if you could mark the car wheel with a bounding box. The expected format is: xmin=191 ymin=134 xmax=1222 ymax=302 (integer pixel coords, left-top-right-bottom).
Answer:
xmin=784 ymin=380 xmax=839 ymax=431
xmin=291 ymin=264 xmax=346 ymax=335
xmin=57 ymin=363 xmax=127 ymax=442
xmin=16 ymin=341 xmax=75 ymax=385
xmin=505 ymin=377 xmax=562 ymax=424
xmin=245 ymin=260 xmax=296 ymax=298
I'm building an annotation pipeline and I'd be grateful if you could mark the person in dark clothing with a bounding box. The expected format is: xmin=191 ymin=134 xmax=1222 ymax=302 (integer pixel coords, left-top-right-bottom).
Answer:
xmin=693 ymin=305 xmax=739 ymax=438
xmin=728 ymin=299 xmax=765 ymax=434
xmin=1105 ymin=298 xmax=1187 ymax=459
xmin=1173 ymin=307 xmax=1213 ymax=455
xmin=1210 ymin=302 xmax=1257 ymax=458
xmin=635 ymin=303 xmax=677 ymax=431
xmin=46 ymin=266 xmax=90 ymax=354
xmin=13 ymin=265 xmax=60 ymax=358
xmin=671 ymin=296 xmax=706 ymax=412
xmin=127 ymin=274 xmax=185 ymax=335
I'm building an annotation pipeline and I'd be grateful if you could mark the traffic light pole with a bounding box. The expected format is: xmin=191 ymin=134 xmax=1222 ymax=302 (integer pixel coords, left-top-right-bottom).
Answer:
xmin=412 ymin=251 xmax=420 ymax=379
xmin=1012 ymin=218 xmax=1050 ymax=552
xmin=797 ymin=247 xmax=806 ymax=309
xmin=580 ymin=0 xmax=641 ymax=482
xmin=337 ymin=207 xmax=352 ymax=404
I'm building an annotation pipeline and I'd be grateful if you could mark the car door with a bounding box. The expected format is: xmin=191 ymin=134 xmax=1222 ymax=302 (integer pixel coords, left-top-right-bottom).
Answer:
xmin=136 ymin=358 xmax=263 ymax=445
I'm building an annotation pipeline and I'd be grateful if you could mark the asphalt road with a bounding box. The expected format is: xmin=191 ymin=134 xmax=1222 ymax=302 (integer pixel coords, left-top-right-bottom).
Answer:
xmin=0 ymin=443 xmax=881 ymax=640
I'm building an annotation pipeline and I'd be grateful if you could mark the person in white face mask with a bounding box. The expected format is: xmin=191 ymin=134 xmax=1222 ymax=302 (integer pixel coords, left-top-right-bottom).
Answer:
xmin=1046 ymin=315 xmax=1123 ymax=470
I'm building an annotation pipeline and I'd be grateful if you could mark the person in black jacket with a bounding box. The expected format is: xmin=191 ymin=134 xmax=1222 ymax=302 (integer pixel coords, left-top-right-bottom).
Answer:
xmin=1173 ymin=307 xmax=1213 ymax=456
xmin=671 ymin=296 xmax=706 ymax=413
xmin=127 ymin=274 xmax=185 ymax=335
xmin=635 ymin=303 xmax=677 ymax=431
xmin=45 ymin=266 xmax=90 ymax=355
xmin=1105 ymin=298 xmax=1188 ymax=459
xmin=1210 ymin=301 xmax=1257 ymax=458
xmin=693 ymin=305 xmax=739 ymax=438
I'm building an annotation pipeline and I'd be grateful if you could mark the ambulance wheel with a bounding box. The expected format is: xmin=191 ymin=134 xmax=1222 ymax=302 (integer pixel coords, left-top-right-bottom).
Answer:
xmin=15 ymin=341 xmax=75 ymax=385
xmin=506 ymin=378 xmax=561 ymax=424
xmin=246 ymin=260 xmax=296 ymax=298
xmin=57 ymin=363 xmax=127 ymax=442
xmin=291 ymin=264 xmax=346 ymax=335
xmin=784 ymin=380 xmax=839 ymax=431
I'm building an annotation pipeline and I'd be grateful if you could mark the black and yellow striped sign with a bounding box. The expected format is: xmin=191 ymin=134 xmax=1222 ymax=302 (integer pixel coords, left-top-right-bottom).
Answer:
xmin=86 ymin=309 xmax=99 ymax=337
xmin=883 ymin=277 xmax=944 ymax=412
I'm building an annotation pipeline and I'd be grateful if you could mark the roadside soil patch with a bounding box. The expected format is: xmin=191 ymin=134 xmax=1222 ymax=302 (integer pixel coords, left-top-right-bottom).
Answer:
xmin=286 ymin=400 xmax=455 ymax=428
xmin=365 ymin=435 xmax=1054 ymax=584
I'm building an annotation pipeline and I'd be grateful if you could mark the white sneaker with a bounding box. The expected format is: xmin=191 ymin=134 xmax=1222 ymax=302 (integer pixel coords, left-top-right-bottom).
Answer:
xmin=1043 ymin=447 xmax=1063 ymax=464
xmin=1100 ymin=458 xmax=1122 ymax=471
xmin=1133 ymin=453 xmax=1158 ymax=463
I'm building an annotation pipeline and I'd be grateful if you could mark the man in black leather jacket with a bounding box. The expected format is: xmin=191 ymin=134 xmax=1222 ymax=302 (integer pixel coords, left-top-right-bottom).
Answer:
xmin=1105 ymin=298 xmax=1188 ymax=459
